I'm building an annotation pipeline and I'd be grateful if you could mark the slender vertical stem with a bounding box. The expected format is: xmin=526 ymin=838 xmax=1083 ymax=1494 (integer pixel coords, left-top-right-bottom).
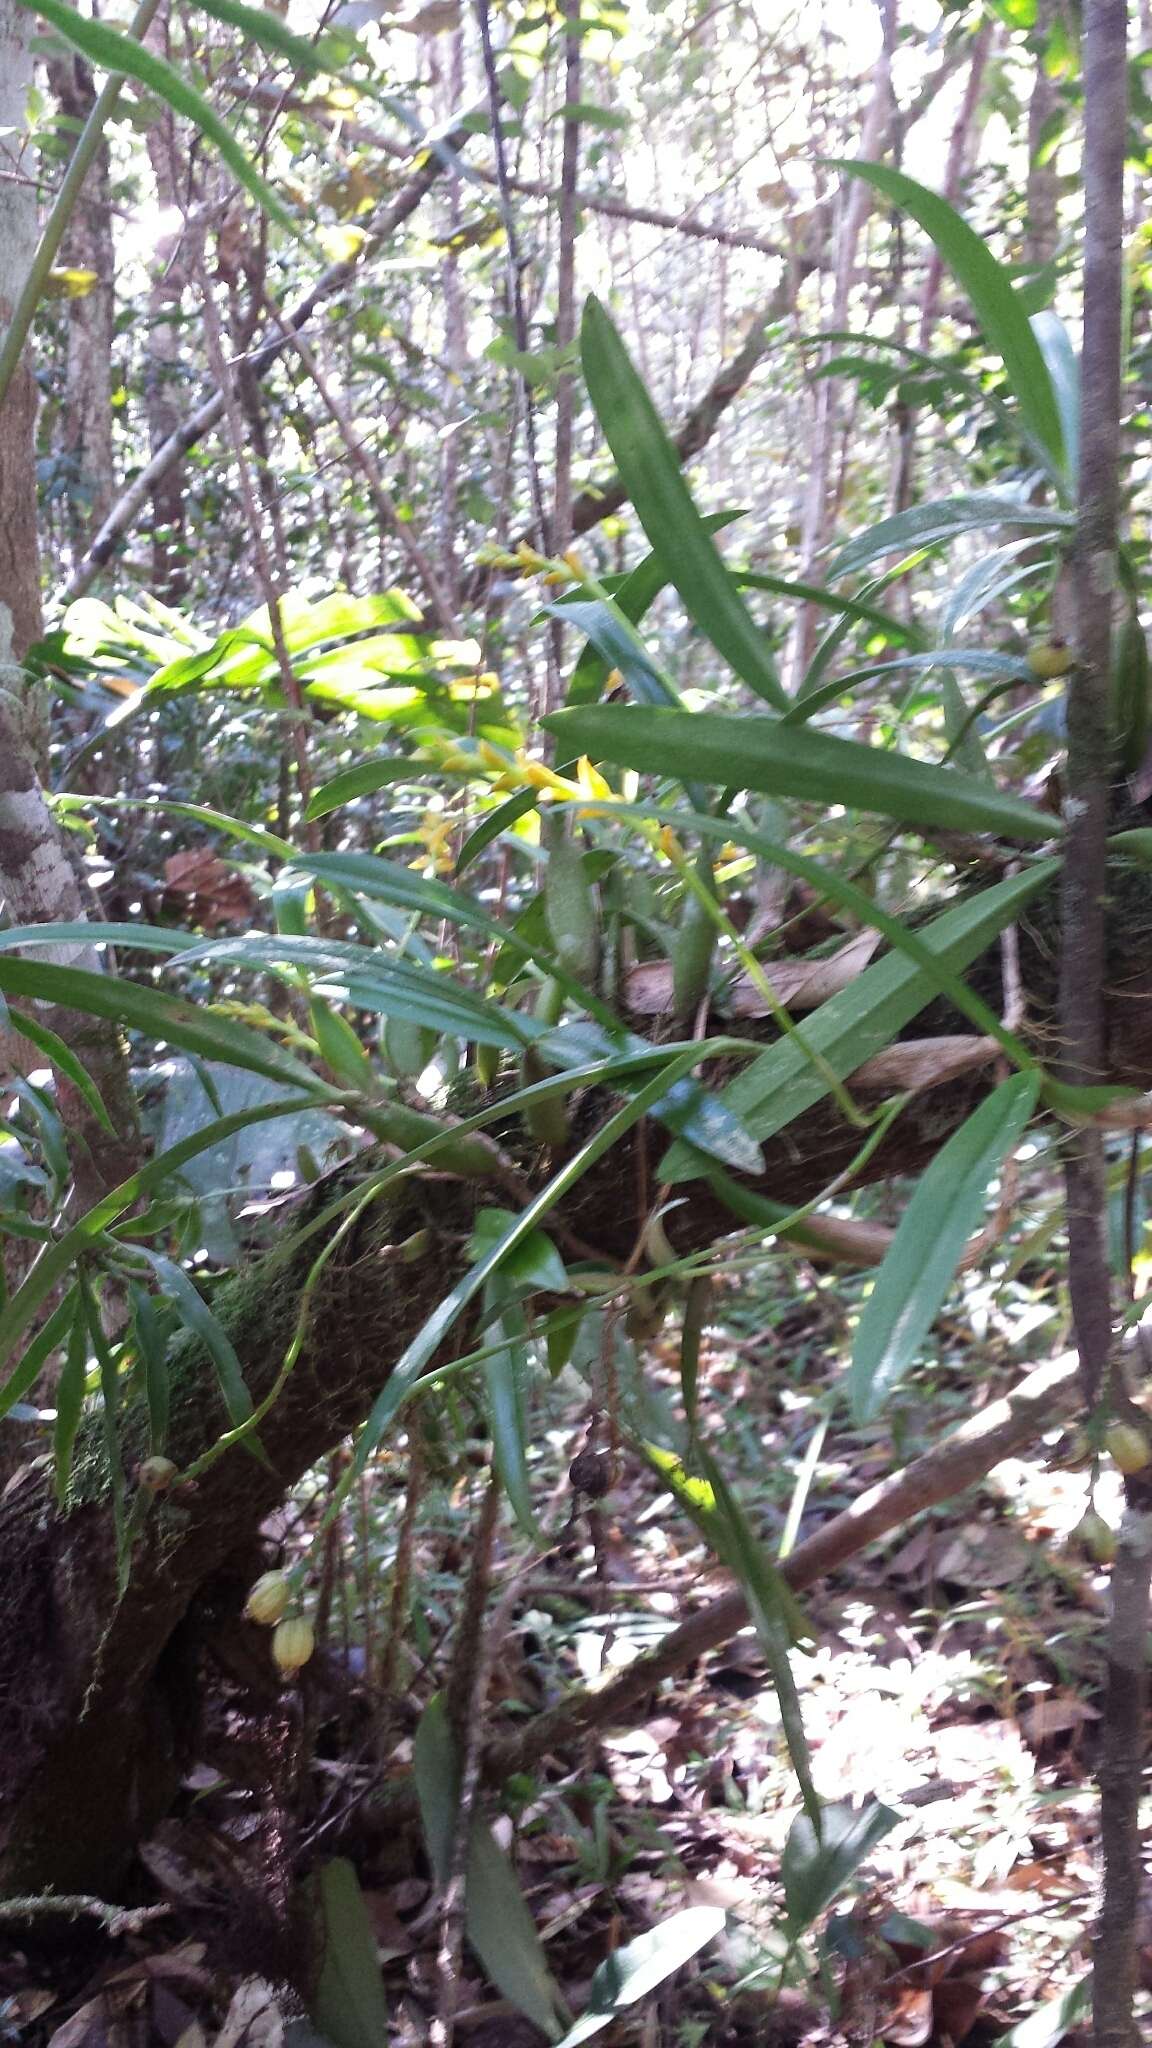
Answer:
xmin=1061 ymin=10 xmax=1146 ymax=2047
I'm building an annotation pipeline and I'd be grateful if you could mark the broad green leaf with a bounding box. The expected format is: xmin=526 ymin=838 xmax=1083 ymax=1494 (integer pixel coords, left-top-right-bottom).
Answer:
xmin=0 ymin=957 xmax=323 ymax=1094
xmin=309 ymin=1859 xmax=391 ymax=2048
xmin=848 ymin=1071 xmax=1039 ymax=1423
xmin=781 ymin=1798 xmax=898 ymax=1936
xmin=835 ymin=162 xmax=1066 ymax=479
xmin=22 ymin=0 xmax=300 ymax=235
xmin=660 ymin=861 xmax=1058 ymax=1179
xmin=469 ymin=1209 xmax=569 ymax=1293
xmin=829 ymin=493 xmax=1070 ymax=585
xmin=414 ymin=1696 xmax=565 ymax=2040
xmin=580 ymin=296 xmax=786 ymax=709
xmin=543 ymin=704 xmax=1054 ymax=842
xmin=556 ymin=1908 xmax=726 ymax=2046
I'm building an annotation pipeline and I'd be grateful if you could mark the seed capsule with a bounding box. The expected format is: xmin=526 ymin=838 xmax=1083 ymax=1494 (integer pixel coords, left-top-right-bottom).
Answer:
xmin=1104 ymin=1421 xmax=1152 ymax=1475
xmin=1074 ymin=1509 xmax=1117 ymax=1565
xmin=272 ymin=1617 xmax=315 ymax=1675
xmin=245 ymin=1571 xmax=291 ymax=1626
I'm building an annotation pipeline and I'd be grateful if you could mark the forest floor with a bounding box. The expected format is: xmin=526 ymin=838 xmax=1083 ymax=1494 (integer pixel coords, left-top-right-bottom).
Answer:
xmin=2 ymin=1257 xmax=1146 ymax=2048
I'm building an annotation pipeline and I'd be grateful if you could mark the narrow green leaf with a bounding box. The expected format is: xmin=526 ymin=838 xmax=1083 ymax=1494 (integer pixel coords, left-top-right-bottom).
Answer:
xmin=304 ymin=755 xmax=433 ymax=821
xmin=563 ymin=513 xmax=740 ymax=708
xmin=696 ymin=1443 xmax=820 ymax=1826
xmin=21 ymin=0 xmax=300 ymax=235
xmin=414 ymin=1696 xmax=565 ymax=2040
xmin=0 ymin=1095 xmax=330 ymax=1386
xmin=543 ymin=703 xmax=1055 ymax=842
xmin=8 ymin=1008 xmax=115 ymax=1136
xmin=129 ymin=1248 xmax=256 ymax=1432
xmin=660 ymin=860 xmax=1057 ymax=1179
xmin=580 ymin=296 xmax=786 ymax=708
xmin=482 ymin=1296 xmax=539 ymax=1538
xmin=53 ymin=1291 xmax=89 ymax=1507
xmin=0 ymin=956 xmax=324 ymax=1093
xmin=0 ymin=1290 xmax=80 ymax=1427
xmin=848 ymin=1071 xmax=1040 ymax=1423
xmin=309 ymin=1858 xmax=391 ymax=2048
xmin=829 ymin=494 xmax=1070 ymax=585
xmin=346 ymin=1048 xmax=714 ymax=1468
xmin=834 ymin=161 xmax=1065 ymax=478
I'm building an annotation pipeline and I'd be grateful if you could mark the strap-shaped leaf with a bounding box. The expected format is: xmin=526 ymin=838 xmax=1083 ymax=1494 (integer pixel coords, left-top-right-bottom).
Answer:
xmin=829 ymin=494 xmax=1071 ymax=585
xmin=543 ymin=702 xmax=1054 ymax=841
xmin=22 ymin=0 xmax=300 ymax=235
xmin=834 ymin=161 xmax=1067 ymax=482
xmin=581 ymin=296 xmax=786 ymax=708
xmin=848 ymin=1071 xmax=1040 ymax=1423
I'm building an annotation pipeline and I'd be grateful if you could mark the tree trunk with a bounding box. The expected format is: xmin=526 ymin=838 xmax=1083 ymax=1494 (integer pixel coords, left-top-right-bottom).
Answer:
xmin=0 ymin=0 xmax=43 ymax=662
xmin=47 ymin=55 xmax=117 ymax=556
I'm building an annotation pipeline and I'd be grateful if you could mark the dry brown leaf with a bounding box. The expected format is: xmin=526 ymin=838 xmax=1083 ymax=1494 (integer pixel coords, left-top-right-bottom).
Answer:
xmin=850 ymin=1035 xmax=1000 ymax=1093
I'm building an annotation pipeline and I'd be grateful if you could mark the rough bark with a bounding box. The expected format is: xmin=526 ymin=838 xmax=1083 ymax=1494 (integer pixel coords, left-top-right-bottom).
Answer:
xmin=46 ymin=56 xmax=116 ymax=552
xmin=0 ymin=0 xmax=43 ymax=661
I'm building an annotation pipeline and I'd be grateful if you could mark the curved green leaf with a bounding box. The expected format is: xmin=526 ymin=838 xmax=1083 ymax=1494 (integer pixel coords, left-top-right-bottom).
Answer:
xmin=834 ymin=162 xmax=1066 ymax=480
xmin=829 ymin=494 xmax=1071 ymax=585
xmin=581 ymin=296 xmax=786 ymax=708
xmin=848 ymin=1071 xmax=1040 ymax=1423
xmin=21 ymin=0 xmax=300 ymax=236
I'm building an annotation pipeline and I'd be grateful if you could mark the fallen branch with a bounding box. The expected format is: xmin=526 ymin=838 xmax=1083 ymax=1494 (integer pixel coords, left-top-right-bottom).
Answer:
xmin=474 ymin=1348 xmax=1079 ymax=1789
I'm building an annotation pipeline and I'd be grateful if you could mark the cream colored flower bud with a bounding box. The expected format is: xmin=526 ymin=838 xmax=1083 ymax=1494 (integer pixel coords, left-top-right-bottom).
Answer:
xmin=272 ymin=1617 xmax=315 ymax=1675
xmin=244 ymin=1570 xmax=291 ymax=1626
xmin=138 ymin=1457 xmax=178 ymax=1491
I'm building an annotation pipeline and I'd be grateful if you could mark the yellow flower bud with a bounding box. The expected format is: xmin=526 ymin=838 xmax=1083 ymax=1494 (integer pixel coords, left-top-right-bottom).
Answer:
xmin=1027 ymin=640 xmax=1075 ymax=680
xmin=244 ymin=1570 xmax=291 ymax=1626
xmin=658 ymin=826 xmax=683 ymax=863
xmin=138 ymin=1456 xmax=178 ymax=1491
xmin=272 ymin=1616 xmax=315 ymax=1675
xmin=1105 ymin=1420 xmax=1152 ymax=1474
